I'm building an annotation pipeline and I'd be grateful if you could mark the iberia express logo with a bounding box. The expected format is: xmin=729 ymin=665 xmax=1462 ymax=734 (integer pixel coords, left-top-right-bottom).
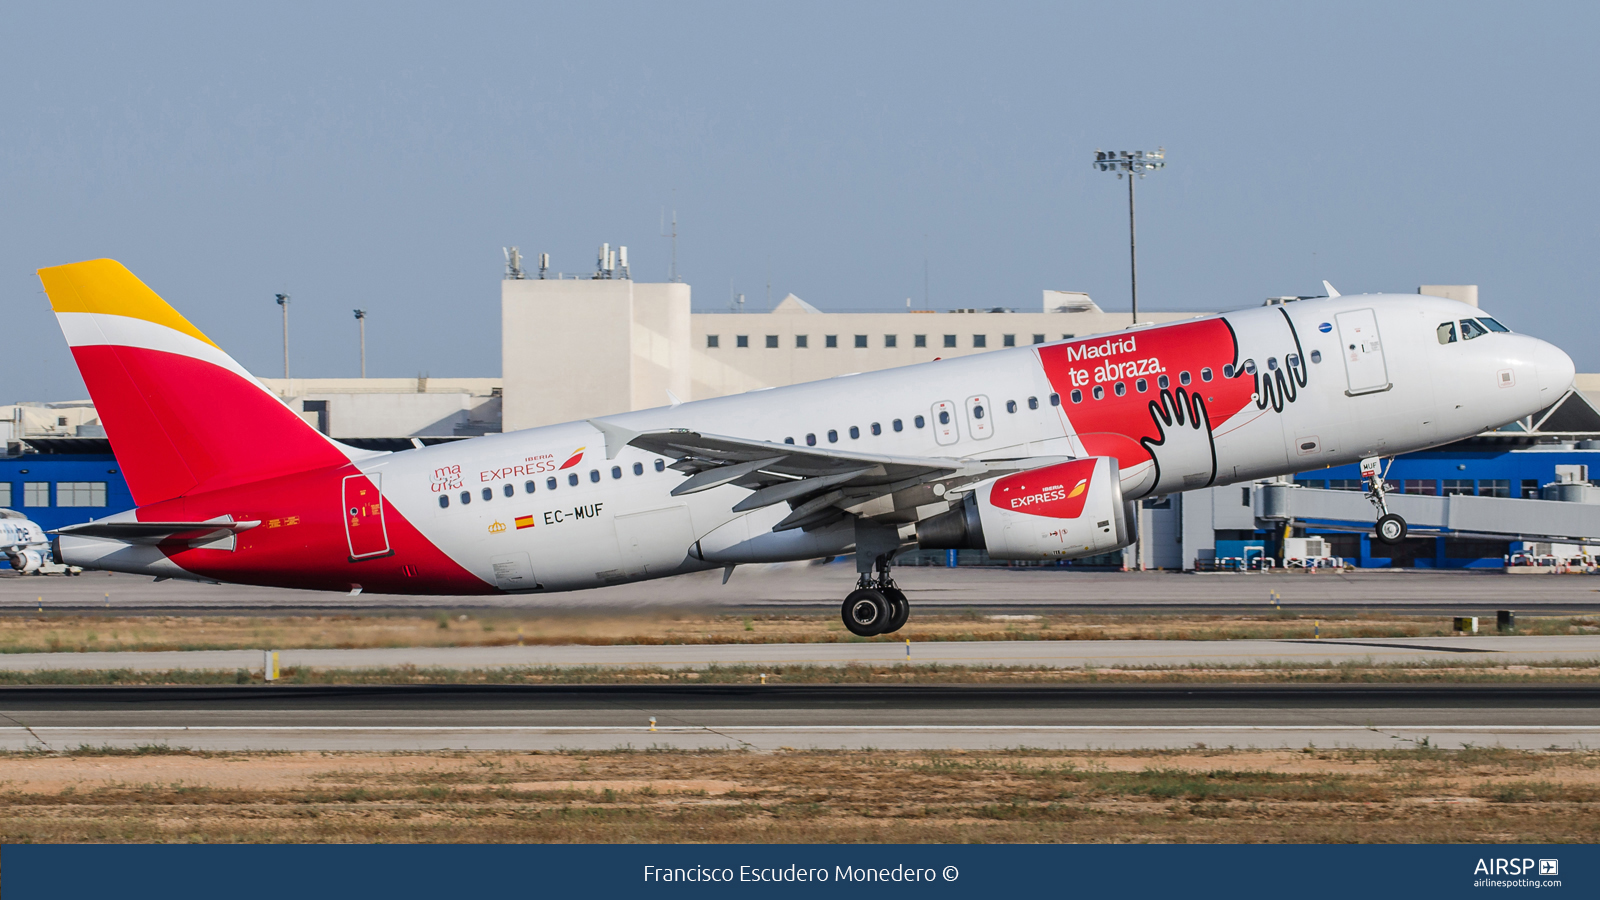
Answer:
xmin=558 ymin=447 xmax=586 ymax=470
xmin=989 ymin=459 xmax=1097 ymax=519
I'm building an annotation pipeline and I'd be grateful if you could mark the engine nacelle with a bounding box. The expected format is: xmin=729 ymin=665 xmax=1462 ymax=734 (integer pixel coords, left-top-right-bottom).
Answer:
xmin=918 ymin=457 xmax=1135 ymax=560
xmin=5 ymin=548 xmax=44 ymax=574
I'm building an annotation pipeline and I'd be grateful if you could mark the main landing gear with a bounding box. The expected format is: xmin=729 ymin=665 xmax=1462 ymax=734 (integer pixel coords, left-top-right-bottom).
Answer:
xmin=841 ymin=560 xmax=910 ymax=637
xmin=1361 ymin=456 xmax=1408 ymax=545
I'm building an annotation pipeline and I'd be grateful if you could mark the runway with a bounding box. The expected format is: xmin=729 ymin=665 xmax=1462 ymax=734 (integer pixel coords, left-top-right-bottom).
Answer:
xmin=6 ymin=566 xmax=1600 ymax=616
xmin=3 ymin=684 xmax=1595 ymax=752
xmin=1 ymin=634 xmax=1594 ymax=673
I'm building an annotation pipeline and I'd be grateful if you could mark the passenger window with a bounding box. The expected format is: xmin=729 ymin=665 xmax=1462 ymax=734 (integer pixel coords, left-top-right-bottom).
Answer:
xmin=972 ymin=405 xmax=985 ymax=419
xmin=784 ymin=436 xmax=795 ymax=444
xmin=1286 ymin=354 xmax=1299 ymax=368
xmin=1309 ymin=350 xmax=1322 ymax=364
xmin=1179 ymin=371 xmax=1191 ymax=385
xmin=1242 ymin=360 xmax=1257 ymax=375
xmin=1049 ymin=393 xmax=1060 ymax=406
xmin=1158 ymin=374 xmax=1170 ymax=389
xmin=849 ymin=426 xmax=859 ymax=439
xmin=1092 ymin=385 xmax=1104 ymax=400
xmin=828 ymin=430 xmax=838 ymax=443
xmin=655 ymin=459 xmax=665 ymax=472
xmin=914 ymin=415 xmax=926 ymax=428
xmin=1006 ymin=400 xmax=1017 ymax=413
xmin=806 ymin=433 xmax=817 ymax=445
xmin=633 ymin=462 xmax=644 ymax=475
xmin=1027 ymin=396 xmax=1038 ymax=410
xmin=525 ymin=480 xmax=536 ymax=493
xmin=438 ymin=495 xmax=449 ymax=509
xmin=1136 ymin=378 xmax=1147 ymax=392
xmin=1223 ymin=363 xmax=1234 ymax=378
xmin=893 ymin=419 xmax=903 ymax=431
xmin=503 ymin=484 xmax=514 ymax=498
xmin=547 ymin=477 xmax=558 ymax=490
xmin=460 ymin=491 xmax=471 ymax=505
xmin=589 ymin=469 xmax=600 ymax=483
xmin=870 ymin=422 xmax=882 ymax=435
xmin=1266 ymin=358 xmax=1278 ymax=371
xmin=1070 ymin=389 xmax=1083 ymax=403
xmin=568 ymin=473 xmax=579 ymax=486
xmin=1460 ymin=318 xmax=1489 ymax=340
xmin=481 ymin=487 xmax=493 ymax=501
xmin=938 ymin=410 xmax=950 ymax=425
xmin=611 ymin=466 xmax=622 ymax=479
xmin=1480 ymin=317 xmax=1511 ymax=333
xmin=1201 ymin=367 xmax=1213 ymax=382
xmin=1113 ymin=382 xmax=1126 ymax=396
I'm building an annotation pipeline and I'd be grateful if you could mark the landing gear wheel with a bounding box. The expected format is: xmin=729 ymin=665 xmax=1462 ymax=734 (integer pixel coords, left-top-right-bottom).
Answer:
xmin=1375 ymin=513 xmax=1408 ymax=545
xmin=842 ymin=588 xmax=890 ymax=636
xmin=879 ymin=586 xmax=910 ymax=634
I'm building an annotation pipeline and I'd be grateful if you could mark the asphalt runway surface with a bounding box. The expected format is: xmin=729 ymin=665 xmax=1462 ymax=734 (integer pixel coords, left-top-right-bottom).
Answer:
xmin=1 ymin=635 xmax=1595 ymax=673
xmin=4 ymin=566 xmax=1600 ymax=616
xmin=2 ymin=684 xmax=1594 ymax=752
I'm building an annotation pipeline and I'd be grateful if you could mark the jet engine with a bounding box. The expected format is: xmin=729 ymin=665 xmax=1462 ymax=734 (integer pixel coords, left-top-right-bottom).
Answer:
xmin=917 ymin=456 xmax=1135 ymax=560
xmin=4 ymin=548 xmax=44 ymax=574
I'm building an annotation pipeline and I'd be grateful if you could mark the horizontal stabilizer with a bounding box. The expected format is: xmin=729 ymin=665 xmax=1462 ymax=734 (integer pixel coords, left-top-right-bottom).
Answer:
xmin=54 ymin=518 xmax=260 ymax=545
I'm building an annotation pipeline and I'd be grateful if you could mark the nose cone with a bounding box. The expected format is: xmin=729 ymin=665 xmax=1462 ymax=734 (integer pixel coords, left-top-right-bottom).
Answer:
xmin=1537 ymin=340 xmax=1576 ymax=396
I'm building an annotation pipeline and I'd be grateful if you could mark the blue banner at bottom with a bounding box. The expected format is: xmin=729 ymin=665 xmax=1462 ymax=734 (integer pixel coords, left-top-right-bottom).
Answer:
xmin=4 ymin=844 xmax=1592 ymax=899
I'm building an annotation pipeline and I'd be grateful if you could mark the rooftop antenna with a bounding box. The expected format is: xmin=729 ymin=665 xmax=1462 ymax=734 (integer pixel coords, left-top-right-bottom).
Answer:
xmin=274 ymin=293 xmax=290 ymax=378
xmin=353 ymin=309 xmax=367 ymax=378
xmin=596 ymin=243 xmax=611 ymax=280
xmin=503 ymin=247 xmax=526 ymax=280
xmin=538 ymin=252 xmax=549 ymax=280
xmin=660 ymin=208 xmax=680 ymax=282
xmin=618 ymin=245 xmax=630 ymax=281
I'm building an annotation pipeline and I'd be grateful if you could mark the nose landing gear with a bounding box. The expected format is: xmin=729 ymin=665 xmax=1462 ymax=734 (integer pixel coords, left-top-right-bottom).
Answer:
xmin=1362 ymin=456 xmax=1408 ymax=544
xmin=841 ymin=559 xmax=910 ymax=637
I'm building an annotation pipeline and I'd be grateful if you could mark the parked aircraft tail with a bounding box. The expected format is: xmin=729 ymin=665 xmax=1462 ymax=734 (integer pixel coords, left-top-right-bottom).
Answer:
xmin=38 ymin=259 xmax=355 ymax=506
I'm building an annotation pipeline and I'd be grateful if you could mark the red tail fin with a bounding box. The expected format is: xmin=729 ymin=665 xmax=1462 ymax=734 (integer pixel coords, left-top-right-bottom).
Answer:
xmin=39 ymin=259 xmax=354 ymax=505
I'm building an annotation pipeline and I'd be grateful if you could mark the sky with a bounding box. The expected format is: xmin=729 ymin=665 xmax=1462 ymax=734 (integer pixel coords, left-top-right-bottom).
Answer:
xmin=4 ymin=1 xmax=1598 ymax=399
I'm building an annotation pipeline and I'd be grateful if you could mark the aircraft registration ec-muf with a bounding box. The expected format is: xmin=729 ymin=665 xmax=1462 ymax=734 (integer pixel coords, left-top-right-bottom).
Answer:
xmin=41 ymin=260 xmax=1575 ymax=635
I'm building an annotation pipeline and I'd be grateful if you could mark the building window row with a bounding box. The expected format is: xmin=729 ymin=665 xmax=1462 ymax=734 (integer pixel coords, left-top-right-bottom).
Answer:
xmin=704 ymin=333 xmax=1070 ymax=350
xmin=3 ymin=481 xmax=108 ymax=508
xmin=1297 ymin=477 xmax=1530 ymax=499
xmin=436 ymin=459 xmax=666 ymax=509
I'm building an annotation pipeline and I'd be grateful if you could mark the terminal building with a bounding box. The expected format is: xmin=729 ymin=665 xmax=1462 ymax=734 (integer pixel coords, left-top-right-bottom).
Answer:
xmin=6 ymin=252 xmax=1600 ymax=567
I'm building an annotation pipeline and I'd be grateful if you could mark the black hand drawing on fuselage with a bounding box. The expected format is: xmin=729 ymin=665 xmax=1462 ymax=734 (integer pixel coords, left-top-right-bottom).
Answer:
xmin=1140 ymin=386 xmax=1217 ymax=494
xmin=1241 ymin=307 xmax=1310 ymax=413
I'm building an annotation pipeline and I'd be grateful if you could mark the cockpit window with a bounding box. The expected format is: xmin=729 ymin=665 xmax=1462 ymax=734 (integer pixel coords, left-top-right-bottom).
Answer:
xmin=1437 ymin=321 xmax=1457 ymax=344
xmin=1479 ymin=316 xmax=1511 ymax=333
xmin=1460 ymin=318 xmax=1489 ymax=340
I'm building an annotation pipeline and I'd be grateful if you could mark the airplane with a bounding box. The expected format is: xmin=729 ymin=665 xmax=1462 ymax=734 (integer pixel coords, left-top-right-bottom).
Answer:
xmin=40 ymin=260 xmax=1574 ymax=635
xmin=0 ymin=508 xmax=80 ymax=575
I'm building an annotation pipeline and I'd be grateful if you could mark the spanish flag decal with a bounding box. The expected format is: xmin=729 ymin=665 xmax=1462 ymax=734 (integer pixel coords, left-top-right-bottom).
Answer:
xmin=515 ymin=515 xmax=535 ymax=530
xmin=558 ymin=447 xmax=586 ymax=470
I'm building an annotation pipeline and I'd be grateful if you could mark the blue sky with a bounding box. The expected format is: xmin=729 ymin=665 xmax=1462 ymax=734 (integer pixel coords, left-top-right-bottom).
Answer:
xmin=4 ymin=1 xmax=1597 ymax=397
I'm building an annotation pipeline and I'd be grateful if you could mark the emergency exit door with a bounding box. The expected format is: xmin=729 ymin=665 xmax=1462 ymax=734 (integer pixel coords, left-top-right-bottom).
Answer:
xmin=1334 ymin=308 xmax=1391 ymax=395
xmin=343 ymin=473 xmax=392 ymax=561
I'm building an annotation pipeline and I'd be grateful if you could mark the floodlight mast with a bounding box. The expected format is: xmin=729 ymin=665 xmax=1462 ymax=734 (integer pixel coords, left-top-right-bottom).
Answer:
xmin=353 ymin=309 xmax=367 ymax=378
xmin=274 ymin=293 xmax=290 ymax=378
xmin=1094 ymin=148 xmax=1165 ymax=324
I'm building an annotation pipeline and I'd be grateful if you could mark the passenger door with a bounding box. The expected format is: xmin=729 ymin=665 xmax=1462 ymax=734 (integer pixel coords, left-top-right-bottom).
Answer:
xmin=342 ymin=473 xmax=392 ymax=561
xmin=931 ymin=400 xmax=960 ymax=446
xmin=1335 ymin=309 xmax=1391 ymax=395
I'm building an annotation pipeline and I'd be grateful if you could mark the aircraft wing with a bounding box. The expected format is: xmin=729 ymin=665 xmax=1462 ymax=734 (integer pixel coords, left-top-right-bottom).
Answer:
xmin=590 ymin=420 xmax=1066 ymax=531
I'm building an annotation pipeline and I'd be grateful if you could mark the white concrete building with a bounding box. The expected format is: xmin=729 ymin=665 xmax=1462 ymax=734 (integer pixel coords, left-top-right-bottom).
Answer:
xmin=257 ymin=377 xmax=502 ymax=439
xmin=500 ymin=279 xmax=1197 ymax=430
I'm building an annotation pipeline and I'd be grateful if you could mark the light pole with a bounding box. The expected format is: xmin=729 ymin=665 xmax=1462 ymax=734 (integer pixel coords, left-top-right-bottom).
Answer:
xmin=1094 ymin=148 xmax=1165 ymax=324
xmin=275 ymin=293 xmax=291 ymax=378
xmin=353 ymin=309 xmax=367 ymax=378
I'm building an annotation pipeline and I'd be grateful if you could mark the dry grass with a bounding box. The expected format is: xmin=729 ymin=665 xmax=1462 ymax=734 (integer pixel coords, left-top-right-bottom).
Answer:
xmin=2 ymin=746 xmax=1596 ymax=843
xmin=2 ymin=611 xmax=1594 ymax=654
xmin=3 ymin=659 xmax=1600 ymax=686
